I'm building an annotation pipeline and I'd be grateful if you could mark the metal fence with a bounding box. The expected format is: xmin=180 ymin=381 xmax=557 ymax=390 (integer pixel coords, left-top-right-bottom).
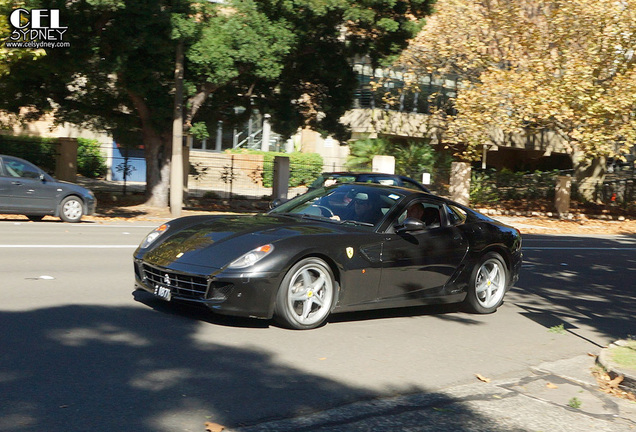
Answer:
xmin=470 ymin=167 xmax=636 ymax=209
xmin=4 ymin=136 xmax=632 ymax=210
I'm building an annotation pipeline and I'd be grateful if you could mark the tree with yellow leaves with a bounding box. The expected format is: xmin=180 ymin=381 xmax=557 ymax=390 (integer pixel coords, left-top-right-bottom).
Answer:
xmin=0 ymin=0 xmax=44 ymax=77
xmin=402 ymin=0 xmax=636 ymax=199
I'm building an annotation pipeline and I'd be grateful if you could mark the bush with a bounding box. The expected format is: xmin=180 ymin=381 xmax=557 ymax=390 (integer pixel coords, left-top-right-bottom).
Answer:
xmin=470 ymin=169 xmax=564 ymax=205
xmin=77 ymin=138 xmax=107 ymax=178
xmin=470 ymin=169 xmax=499 ymax=205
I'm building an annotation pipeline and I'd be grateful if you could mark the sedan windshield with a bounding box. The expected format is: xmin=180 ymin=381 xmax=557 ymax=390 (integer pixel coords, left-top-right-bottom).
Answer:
xmin=270 ymin=184 xmax=406 ymax=228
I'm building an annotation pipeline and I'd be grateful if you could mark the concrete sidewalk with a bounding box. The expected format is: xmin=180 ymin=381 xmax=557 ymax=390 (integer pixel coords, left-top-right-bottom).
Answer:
xmin=227 ymin=355 xmax=636 ymax=432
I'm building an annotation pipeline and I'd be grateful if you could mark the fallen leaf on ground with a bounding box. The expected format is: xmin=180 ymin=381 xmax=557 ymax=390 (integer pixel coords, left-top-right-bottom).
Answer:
xmin=608 ymin=375 xmax=624 ymax=388
xmin=546 ymin=382 xmax=559 ymax=389
xmin=475 ymin=373 xmax=491 ymax=383
xmin=204 ymin=422 xmax=225 ymax=432
xmin=592 ymin=369 xmax=636 ymax=402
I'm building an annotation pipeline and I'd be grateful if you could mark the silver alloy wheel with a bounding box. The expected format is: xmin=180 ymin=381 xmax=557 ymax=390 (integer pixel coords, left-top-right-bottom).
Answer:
xmin=474 ymin=258 xmax=506 ymax=309
xmin=62 ymin=198 xmax=83 ymax=222
xmin=285 ymin=262 xmax=334 ymax=327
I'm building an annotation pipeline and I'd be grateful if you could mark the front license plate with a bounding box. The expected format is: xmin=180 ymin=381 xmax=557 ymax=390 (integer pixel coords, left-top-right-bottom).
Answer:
xmin=154 ymin=285 xmax=172 ymax=301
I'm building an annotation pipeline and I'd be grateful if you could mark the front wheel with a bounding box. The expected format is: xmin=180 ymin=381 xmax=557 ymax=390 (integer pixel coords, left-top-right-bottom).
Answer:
xmin=464 ymin=252 xmax=508 ymax=314
xmin=59 ymin=196 xmax=84 ymax=223
xmin=275 ymin=258 xmax=336 ymax=330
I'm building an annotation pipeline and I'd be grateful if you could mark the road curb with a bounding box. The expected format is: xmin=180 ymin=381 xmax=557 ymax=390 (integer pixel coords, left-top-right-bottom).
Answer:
xmin=597 ymin=340 xmax=636 ymax=393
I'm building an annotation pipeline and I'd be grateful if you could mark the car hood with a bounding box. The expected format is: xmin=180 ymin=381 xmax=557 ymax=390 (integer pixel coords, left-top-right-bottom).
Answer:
xmin=140 ymin=214 xmax=359 ymax=270
xmin=51 ymin=179 xmax=93 ymax=196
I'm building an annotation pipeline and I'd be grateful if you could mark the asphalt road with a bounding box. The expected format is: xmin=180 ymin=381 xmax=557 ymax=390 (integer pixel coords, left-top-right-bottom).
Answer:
xmin=0 ymin=220 xmax=635 ymax=432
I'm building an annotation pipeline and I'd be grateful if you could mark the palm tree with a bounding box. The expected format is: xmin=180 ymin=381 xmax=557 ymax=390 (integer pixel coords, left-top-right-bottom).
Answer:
xmin=346 ymin=138 xmax=391 ymax=171
xmin=394 ymin=141 xmax=435 ymax=179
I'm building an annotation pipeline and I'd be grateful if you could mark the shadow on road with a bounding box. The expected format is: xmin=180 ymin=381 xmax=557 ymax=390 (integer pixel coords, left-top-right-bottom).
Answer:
xmin=2 ymin=302 xmax=516 ymax=432
xmin=513 ymin=234 xmax=636 ymax=345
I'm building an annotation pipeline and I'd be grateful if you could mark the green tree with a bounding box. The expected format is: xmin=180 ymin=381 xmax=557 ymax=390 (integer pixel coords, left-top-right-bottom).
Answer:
xmin=1 ymin=0 xmax=433 ymax=207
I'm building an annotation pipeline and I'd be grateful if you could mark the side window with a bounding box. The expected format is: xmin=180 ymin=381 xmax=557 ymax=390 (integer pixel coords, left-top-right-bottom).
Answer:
xmin=401 ymin=178 xmax=423 ymax=191
xmin=376 ymin=178 xmax=399 ymax=186
xmin=359 ymin=175 xmax=398 ymax=186
xmin=397 ymin=200 xmax=443 ymax=229
xmin=4 ymin=157 xmax=41 ymax=179
xmin=446 ymin=205 xmax=467 ymax=226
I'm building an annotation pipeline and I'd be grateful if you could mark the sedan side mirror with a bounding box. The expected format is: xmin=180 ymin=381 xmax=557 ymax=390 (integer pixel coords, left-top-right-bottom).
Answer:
xmin=396 ymin=217 xmax=425 ymax=233
xmin=269 ymin=198 xmax=287 ymax=209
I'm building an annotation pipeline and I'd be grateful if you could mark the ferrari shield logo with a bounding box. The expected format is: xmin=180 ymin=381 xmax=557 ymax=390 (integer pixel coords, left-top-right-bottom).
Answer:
xmin=346 ymin=247 xmax=354 ymax=259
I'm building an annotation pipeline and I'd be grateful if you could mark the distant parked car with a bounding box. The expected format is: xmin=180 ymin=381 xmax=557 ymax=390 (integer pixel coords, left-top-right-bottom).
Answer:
xmin=308 ymin=172 xmax=430 ymax=192
xmin=0 ymin=154 xmax=96 ymax=222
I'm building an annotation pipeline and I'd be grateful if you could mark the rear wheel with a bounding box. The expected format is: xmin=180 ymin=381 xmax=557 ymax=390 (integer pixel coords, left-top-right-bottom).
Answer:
xmin=59 ymin=196 xmax=84 ymax=223
xmin=464 ymin=252 xmax=508 ymax=314
xmin=275 ymin=258 xmax=336 ymax=330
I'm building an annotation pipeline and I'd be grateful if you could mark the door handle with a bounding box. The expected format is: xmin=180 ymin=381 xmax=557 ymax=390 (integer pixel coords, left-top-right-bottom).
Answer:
xmin=11 ymin=181 xmax=22 ymax=185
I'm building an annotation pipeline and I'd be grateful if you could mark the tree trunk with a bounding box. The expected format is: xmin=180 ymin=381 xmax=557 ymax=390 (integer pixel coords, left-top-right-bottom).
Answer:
xmin=449 ymin=161 xmax=471 ymax=205
xmin=128 ymin=89 xmax=172 ymax=208
xmin=573 ymin=152 xmax=606 ymax=203
xmin=143 ymin=133 xmax=172 ymax=208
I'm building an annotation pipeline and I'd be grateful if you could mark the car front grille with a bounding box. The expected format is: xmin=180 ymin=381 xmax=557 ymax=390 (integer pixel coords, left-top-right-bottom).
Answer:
xmin=141 ymin=264 xmax=208 ymax=300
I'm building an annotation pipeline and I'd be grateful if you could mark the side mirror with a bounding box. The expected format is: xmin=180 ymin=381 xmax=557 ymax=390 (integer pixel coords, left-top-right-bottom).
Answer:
xmin=269 ymin=198 xmax=287 ymax=209
xmin=396 ymin=217 xmax=425 ymax=233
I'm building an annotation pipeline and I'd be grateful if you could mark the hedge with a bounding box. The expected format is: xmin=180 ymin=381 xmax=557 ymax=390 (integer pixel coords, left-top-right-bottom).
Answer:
xmin=0 ymin=135 xmax=58 ymax=173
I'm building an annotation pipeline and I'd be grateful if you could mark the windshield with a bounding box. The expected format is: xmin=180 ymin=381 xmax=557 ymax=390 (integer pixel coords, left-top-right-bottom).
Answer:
xmin=269 ymin=184 xmax=406 ymax=229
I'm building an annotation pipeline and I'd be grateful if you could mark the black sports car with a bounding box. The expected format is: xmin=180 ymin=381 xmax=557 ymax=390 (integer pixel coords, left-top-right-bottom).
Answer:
xmin=134 ymin=183 xmax=522 ymax=329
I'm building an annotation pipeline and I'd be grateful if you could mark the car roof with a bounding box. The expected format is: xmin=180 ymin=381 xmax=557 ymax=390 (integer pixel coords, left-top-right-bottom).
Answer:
xmin=327 ymin=181 xmax=432 ymax=197
xmin=322 ymin=172 xmax=401 ymax=177
xmin=318 ymin=172 xmax=430 ymax=192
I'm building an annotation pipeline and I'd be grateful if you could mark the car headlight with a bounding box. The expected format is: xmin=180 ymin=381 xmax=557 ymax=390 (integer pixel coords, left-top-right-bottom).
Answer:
xmin=228 ymin=244 xmax=274 ymax=269
xmin=140 ymin=223 xmax=169 ymax=249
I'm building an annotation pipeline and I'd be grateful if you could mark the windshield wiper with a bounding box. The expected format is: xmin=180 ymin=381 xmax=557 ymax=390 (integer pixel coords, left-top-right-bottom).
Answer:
xmin=299 ymin=214 xmax=332 ymax=222
xmin=338 ymin=219 xmax=374 ymax=227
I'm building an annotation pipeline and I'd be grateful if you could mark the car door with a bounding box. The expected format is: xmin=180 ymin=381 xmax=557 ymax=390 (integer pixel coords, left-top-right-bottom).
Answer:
xmin=3 ymin=156 xmax=58 ymax=213
xmin=378 ymin=199 xmax=469 ymax=302
xmin=0 ymin=157 xmax=14 ymax=211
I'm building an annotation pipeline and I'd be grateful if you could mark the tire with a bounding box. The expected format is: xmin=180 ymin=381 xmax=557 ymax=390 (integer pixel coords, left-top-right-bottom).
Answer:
xmin=274 ymin=257 xmax=336 ymax=330
xmin=464 ymin=252 xmax=508 ymax=314
xmin=26 ymin=215 xmax=45 ymax=222
xmin=59 ymin=196 xmax=84 ymax=223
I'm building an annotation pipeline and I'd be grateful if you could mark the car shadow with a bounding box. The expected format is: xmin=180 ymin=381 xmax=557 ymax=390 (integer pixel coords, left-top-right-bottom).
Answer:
xmin=133 ymin=289 xmax=271 ymax=329
xmin=134 ymin=289 xmax=483 ymax=330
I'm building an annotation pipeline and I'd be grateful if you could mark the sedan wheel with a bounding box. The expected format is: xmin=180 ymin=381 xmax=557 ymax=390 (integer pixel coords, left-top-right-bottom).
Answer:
xmin=465 ymin=252 xmax=507 ymax=314
xmin=59 ymin=196 xmax=84 ymax=223
xmin=275 ymin=258 xmax=336 ymax=330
